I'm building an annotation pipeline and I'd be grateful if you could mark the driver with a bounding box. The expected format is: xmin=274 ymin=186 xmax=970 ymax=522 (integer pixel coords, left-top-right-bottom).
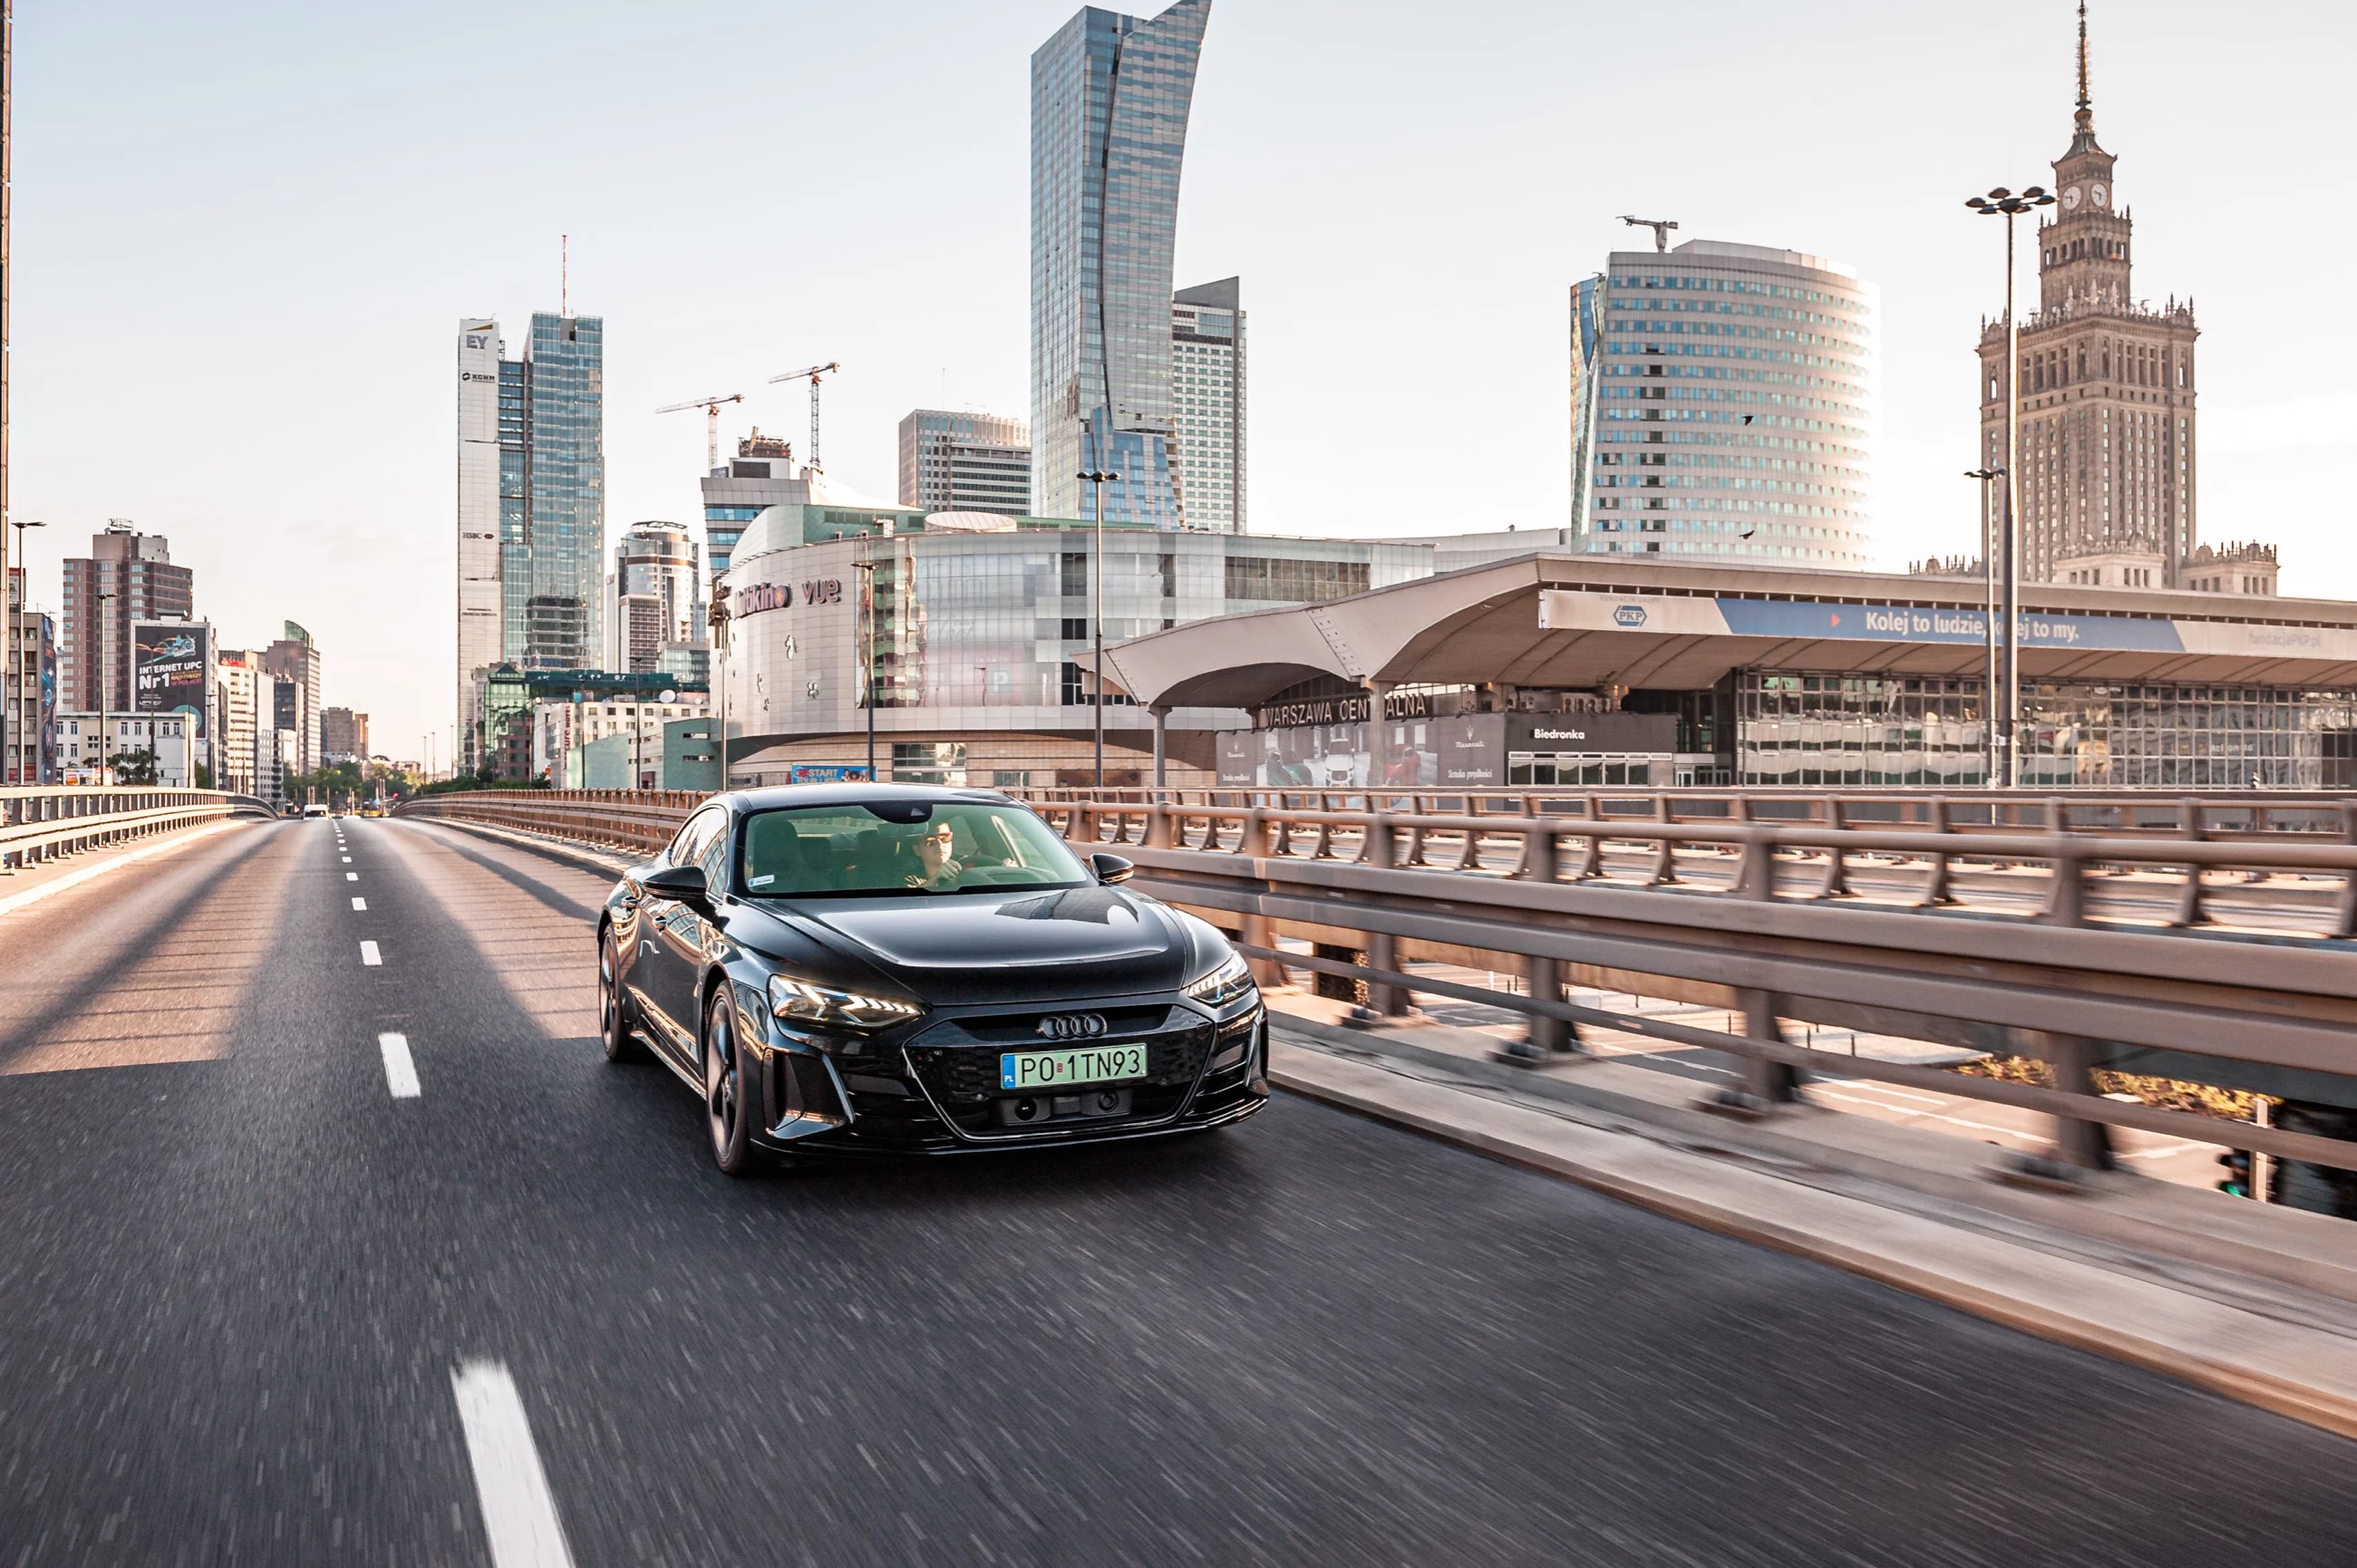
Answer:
xmin=903 ymin=821 xmax=965 ymax=890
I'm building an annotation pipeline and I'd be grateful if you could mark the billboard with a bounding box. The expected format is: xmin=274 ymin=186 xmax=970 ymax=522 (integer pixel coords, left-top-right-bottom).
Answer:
xmin=134 ymin=622 xmax=211 ymax=740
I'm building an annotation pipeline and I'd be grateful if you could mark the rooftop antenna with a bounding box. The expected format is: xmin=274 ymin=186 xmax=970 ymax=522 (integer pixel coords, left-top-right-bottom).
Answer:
xmin=561 ymin=234 xmax=568 ymax=317
xmin=2077 ymin=0 xmax=2090 ymax=112
xmin=1620 ymin=215 xmax=1679 ymax=254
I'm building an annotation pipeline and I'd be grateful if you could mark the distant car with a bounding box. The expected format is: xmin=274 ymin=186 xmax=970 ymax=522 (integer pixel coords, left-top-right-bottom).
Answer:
xmin=597 ymin=785 xmax=1268 ymax=1173
xmin=302 ymin=803 xmax=330 ymax=819
xmin=359 ymin=806 xmax=385 ymax=818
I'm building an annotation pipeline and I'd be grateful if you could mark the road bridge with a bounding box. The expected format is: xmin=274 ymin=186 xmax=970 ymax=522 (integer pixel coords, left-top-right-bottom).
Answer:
xmin=3 ymin=798 xmax=2354 ymax=1563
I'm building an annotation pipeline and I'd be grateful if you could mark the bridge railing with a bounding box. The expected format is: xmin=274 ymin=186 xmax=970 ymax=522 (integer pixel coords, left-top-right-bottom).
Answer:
xmin=397 ymin=789 xmax=703 ymax=858
xmin=400 ymin=783 xmax=2357 ymax=1181
xmin=0 ymin=786 xmax=260 ymax=871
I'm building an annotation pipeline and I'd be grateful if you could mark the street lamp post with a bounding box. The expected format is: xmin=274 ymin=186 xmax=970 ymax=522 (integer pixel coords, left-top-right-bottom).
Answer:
xmin=1964 ymin=184 xmax=2055 ymax=789
xmin=3 ymin=515 xmax=40 ymax=785
xmin=1076 ymin=467 xmax=1122 ymax=789
xmin=1963 ymin=468 xmax=2004 ymax=784
xmin=851 ymin=556 xmax=878 ymax=781
xmin=706 ymin=577 xmax=732 ymax=792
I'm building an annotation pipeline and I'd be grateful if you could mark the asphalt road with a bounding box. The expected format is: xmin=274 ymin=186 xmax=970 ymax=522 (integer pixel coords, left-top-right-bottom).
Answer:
xmin=2 ymin=815 xmax=2353 ymax=1566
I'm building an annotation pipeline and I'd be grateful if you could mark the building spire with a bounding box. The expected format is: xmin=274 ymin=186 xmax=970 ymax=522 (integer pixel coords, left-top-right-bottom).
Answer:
xmin=2067 ymin=1 xmax=2104 ymax=153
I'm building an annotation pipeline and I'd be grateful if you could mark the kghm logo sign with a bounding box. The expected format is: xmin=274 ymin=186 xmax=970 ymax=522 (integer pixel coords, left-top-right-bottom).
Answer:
xmin=735 ymin=582 xmax=793 ymax=616
xmin=1614 ymin=604 xmax=1648 ymax=628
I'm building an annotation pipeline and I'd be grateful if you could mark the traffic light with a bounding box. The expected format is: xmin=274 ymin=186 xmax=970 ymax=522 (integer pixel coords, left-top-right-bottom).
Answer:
xmin=2217 ymin=1150 xmax=2254 ymax=1197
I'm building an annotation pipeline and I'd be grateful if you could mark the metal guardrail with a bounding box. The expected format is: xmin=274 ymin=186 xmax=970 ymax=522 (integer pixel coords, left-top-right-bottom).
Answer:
xmin=1008 ymin=785 xmax=2357 ymax=844
xmin=397 ymin=789 xmax=700 ymax=858
xmin=0 ymin=786 xmax=262 ymax=871
xmin=402 ymin=784 xmax=2357 ymax=1180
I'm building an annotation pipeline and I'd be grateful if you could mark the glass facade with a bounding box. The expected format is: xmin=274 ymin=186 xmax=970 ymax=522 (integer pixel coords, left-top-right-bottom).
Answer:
xmin=722 ymin=516 xmax=1429 ymax=782
xmin=1031 ymin=0 xmax=1209 ymax=528
xmin=1582 ymin=241 xmax=1874 ymax=568
xmin=1171 ymin=277 xmax=1244 ymax=532
xmin=521 ymin=314 xmax=605 ymax=670
xmin=1733 ymin=672 xmax=2357 ymax=789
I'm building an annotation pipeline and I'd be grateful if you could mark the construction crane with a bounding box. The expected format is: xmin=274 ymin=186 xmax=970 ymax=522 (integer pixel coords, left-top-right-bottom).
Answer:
xmin=1619 ymin=215 xmax=1679 ymax=253
xmin=655 ymin=392 xmax=745 ymax=470
xmin=769 ymin=362 xmax=841 ymax=471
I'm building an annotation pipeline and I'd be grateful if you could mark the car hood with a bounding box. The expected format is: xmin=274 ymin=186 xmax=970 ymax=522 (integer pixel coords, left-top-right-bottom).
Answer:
xmin=765 ymin=885 xmax=1190 ymax=1003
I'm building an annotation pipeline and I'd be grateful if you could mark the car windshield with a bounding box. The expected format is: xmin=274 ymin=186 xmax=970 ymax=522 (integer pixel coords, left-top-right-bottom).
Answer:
xmin=737 ymin=801 xmax=1092 ymax=899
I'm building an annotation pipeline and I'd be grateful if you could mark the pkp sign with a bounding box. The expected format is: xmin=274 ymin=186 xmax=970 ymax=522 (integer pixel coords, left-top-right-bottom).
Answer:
xmin=1613 ymin=604 xmax=1648 ymax=628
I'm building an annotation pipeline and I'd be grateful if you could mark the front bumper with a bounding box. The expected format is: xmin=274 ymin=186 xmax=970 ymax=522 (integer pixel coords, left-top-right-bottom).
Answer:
xmin=746 ymin=993 xmax=1269 ymax=1156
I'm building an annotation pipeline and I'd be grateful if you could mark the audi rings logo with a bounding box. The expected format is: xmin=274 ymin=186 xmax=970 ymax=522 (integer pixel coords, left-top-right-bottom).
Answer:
xmin=1036 ymin=1012 xmax=1108 ymax=1040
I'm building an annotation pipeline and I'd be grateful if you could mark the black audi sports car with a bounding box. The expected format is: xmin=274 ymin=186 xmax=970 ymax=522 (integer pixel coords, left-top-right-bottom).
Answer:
xmin=597 ymin=785 xmax=1269 ymax=1172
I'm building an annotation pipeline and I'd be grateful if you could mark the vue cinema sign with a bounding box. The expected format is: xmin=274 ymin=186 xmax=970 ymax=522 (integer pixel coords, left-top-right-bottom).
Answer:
xmin=735 ymin=577 xmax=844 ymax=619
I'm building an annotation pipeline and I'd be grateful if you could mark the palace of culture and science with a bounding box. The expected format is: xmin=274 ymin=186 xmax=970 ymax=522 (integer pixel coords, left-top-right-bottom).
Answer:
xmin=1974 ymin=7 xmax=2276 ymax=595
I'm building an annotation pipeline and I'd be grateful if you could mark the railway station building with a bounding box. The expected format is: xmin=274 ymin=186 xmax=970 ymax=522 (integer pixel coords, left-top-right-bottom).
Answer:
xmin=714 ymin=500 xmax=2357 ymax=791
xmin=1086 ymin=554 xmax=2357 ymax=791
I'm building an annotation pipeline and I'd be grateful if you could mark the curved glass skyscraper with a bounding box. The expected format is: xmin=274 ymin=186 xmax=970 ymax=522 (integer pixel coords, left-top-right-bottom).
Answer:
xmin=1031 ymin=0 xmax=1210 ymax=529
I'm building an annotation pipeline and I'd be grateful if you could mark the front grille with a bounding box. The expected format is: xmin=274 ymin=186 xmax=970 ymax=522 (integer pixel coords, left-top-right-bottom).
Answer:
xmin=903 ymin=1012 xmax=1215 ymax=1137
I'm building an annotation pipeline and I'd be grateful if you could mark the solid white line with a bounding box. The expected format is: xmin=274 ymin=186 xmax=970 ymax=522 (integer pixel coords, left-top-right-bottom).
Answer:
xmin=352 ymin=896 xmax=367 ymax=911
xmin=346 ymin=872 xmax=358 ymax=881
xmin=451 ymin=1360 xmax=576 ymax=1568
xmin=379 ymin=1031 xmax=420 ymax=1099
xmin=360 ymin=940 xmax=382 ymax=966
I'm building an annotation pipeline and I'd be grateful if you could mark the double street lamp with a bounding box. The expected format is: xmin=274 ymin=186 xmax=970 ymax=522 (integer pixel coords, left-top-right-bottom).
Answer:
xmin=1076 ymin=466 xmax=1122 ymax=789
xmin=1964 ymin=183 xmax=2055 ymax=789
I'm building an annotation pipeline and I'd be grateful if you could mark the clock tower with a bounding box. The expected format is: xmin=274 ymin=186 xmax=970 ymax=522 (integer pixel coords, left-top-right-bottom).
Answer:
xmin=2040 ymin=5 xmax=2129 ymax=311
xmin=1976 ymin=3 xmax=2201 ymax=586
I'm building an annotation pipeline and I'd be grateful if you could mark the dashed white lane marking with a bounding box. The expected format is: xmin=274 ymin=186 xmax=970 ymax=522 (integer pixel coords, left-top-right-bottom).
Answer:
xmin=346 ymin=872 xmax=358 ymax=882
xmin=451 ymin=1360 xmax=577 ymax=1568
xmin=360 ymin=940 xmax=382 ymax=966
xmin=378 ymin=1032 xmax=420 ymax=1099
xmin=341 ymin=857 xmax=352 ymax=864
xmin=352 ymin=897 xmax=368 ymax=911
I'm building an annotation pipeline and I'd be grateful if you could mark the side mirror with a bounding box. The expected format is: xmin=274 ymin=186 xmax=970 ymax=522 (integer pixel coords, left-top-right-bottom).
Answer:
xmin=640 ymin=864 xmax=709 ymax=902
xmin=1091 ymin=852 xmax=1134 ymax=886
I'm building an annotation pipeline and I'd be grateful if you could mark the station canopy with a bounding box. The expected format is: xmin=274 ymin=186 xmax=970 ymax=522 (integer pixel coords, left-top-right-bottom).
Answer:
xmin=1084 ymin=555 xmax=2357 ymax=711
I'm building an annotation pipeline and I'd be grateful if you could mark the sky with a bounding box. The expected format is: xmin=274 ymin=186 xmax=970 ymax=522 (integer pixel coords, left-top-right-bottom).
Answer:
xmin=9 ymin=0 xmax=2352 ymax=763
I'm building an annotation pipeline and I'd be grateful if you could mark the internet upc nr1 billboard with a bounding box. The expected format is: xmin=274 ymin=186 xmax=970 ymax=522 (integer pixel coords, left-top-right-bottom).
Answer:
xmin=134 ymin=623 xmax=211 ymax=739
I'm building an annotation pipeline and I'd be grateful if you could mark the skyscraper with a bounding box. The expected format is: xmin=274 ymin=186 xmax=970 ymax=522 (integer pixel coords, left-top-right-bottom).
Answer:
xmin=1976 ymin=5 xmax=2200 ymax=585
xmin=606 ymin=521 xmax=702 ymax=673
xmin=1170 ymin=277 xmax=1244 ymax=532
xmin=261 ymin=622 xmax=323 ymax=778
xmin=703 ymin=428 xmax=805 ymax=577
xmin=897 ymin=410 xmax=1032 ymax=517
xmin=1566 ymin=272 xmax=1609 ymax=535
xmin=455 ymin=314 xmax=606 ymax=769
xmin=1031 ymin=0 xmax=1211 ymax=528
xmin=60 ymin=522 xmax=194 ymax=714
xmin=1579 ymin=239 xmax=1875 ymax=567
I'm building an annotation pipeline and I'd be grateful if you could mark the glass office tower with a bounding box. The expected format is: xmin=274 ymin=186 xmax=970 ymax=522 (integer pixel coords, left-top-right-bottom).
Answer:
xmin=1031 ymin=0 xmax=1211 ymax=528
xmin=455 ymin=313 xmax=606 ymax=771
xmin=1580 ymin=240 xmax=1874 ymax=567
xmin=523 ymin=314 xmax=605 ymax=668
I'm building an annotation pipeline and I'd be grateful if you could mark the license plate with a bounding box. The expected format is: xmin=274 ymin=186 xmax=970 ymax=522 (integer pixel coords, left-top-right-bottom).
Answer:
xmin=1000 ymin=1043 xmax=1148 ymax=1090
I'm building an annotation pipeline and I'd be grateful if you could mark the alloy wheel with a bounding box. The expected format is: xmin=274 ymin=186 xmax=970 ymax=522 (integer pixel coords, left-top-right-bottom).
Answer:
xmin=705 ymin=1002 xmax=739 ymax=1157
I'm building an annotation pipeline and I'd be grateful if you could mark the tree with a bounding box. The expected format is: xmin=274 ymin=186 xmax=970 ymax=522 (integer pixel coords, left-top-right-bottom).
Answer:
xmin=107 ymin=748 xmax=160 ymax=786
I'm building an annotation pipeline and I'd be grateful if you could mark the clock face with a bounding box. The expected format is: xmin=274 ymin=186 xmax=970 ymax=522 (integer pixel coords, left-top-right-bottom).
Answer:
xmin=2061 ymin=185 xmax=2081 ymax=210
xmin=2090 ymin=181 xmax=2109 ymax=208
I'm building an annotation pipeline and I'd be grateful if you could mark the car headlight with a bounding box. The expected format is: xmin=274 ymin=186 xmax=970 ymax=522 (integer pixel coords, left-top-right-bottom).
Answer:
xmin=766 ymin=974 xmax=925 ymax=1033
xmin=1185 ymin=951 xmax=1256 ymax=1010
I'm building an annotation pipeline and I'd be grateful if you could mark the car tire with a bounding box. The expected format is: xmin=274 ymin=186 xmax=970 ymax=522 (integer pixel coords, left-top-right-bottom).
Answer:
xmin=599 ymin=931 xmax=645 ymax=1063
xmin=703 ymin=988 xmax=757 ymax=1176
